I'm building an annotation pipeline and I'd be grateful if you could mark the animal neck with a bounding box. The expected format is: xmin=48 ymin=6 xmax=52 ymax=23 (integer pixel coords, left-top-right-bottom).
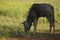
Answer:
xmin=26 ymin=16 xmax=33 ymax=26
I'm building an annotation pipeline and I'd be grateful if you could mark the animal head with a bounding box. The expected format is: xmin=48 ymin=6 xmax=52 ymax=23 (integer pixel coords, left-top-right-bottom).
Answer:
xmin=22 ymin=21 xmax=30 ymax=32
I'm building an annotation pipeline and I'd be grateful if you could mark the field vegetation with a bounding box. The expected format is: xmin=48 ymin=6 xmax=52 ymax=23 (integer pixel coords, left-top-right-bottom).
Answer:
xmin=0 ymin=0 xmax=60 ymax=37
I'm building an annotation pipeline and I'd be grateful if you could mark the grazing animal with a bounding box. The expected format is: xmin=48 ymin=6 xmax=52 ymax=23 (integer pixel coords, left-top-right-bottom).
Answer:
xmin=22 ymin=3 xmax=55 ymax=33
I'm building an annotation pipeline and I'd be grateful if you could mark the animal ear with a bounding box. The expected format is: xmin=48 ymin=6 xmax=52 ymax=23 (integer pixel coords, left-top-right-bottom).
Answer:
xmin=21 ymin=22 xmax=24 ymax=24
xmin=21 ymin=22 xmax=23 ymax=24
xmin=21 ymin=21 xmax=25 ymax=24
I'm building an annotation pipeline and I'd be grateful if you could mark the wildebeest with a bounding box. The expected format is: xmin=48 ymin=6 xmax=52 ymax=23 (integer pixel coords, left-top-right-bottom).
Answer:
xmin=22 ymin=3 xmax=55 ymax=33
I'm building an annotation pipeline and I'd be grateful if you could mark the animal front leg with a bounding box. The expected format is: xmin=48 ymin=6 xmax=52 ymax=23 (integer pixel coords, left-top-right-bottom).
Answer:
xmin=33 ymin=18 xmax=38 ymax=34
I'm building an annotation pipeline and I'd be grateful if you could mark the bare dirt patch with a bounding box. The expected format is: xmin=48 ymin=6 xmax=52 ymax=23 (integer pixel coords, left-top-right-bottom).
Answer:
xmin=0 ymin=33 xmax=60 ymax=40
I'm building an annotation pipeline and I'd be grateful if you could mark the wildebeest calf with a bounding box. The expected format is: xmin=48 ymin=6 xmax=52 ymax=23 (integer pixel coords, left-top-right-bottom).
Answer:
xmin=22 ymin=3 xmax=55 ymax=33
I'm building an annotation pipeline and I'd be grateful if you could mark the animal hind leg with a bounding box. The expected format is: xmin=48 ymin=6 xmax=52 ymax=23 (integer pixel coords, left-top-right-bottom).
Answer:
xmin=50 ymin=16 xmax=55 ymax=33
xmin=47 ymin=17 xmax=53 ymax=33
xmin=52 ymin=17 xmax=55 ymax=33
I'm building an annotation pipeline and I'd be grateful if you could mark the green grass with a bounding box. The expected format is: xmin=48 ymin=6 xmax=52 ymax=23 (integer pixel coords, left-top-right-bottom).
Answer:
xmin=0 ymin=0 xmax=60 ymax=37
